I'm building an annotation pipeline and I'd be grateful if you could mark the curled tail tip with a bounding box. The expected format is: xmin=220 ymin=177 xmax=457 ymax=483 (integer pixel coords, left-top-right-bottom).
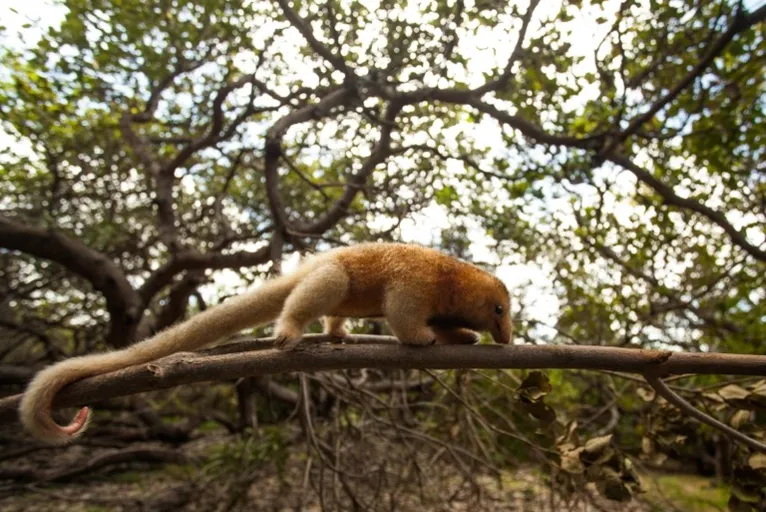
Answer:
xmin=61 ymin=406 xmax=91 ymax=436
xmin=22 ymin=406 xmax=92 ymax=445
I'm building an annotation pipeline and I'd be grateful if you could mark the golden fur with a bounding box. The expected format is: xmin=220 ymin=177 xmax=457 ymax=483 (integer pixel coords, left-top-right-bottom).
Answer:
xmin=20 ymin=243 xmax=513 ymax=444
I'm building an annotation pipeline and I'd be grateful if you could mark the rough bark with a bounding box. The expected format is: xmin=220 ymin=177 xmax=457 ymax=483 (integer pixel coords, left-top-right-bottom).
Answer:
xmin=3 ymin=334 xmax=766 ymax=426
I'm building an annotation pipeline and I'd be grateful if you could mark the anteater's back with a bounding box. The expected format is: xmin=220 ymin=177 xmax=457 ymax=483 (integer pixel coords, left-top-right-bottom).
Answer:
xmin=327 ymin=243 xmax=472 ymax=318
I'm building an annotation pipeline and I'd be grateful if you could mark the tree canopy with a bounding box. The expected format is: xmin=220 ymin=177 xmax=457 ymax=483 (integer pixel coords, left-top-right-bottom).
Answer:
xmin=1 ymin=0 xmax=765 ymax=509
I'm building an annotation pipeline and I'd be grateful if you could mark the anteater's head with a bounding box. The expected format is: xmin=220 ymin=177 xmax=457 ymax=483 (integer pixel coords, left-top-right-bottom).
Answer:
xmin=457 ymin=270 xmax=513 ymax=345
xmin=483 ymin=275 xmax=513 ymax=345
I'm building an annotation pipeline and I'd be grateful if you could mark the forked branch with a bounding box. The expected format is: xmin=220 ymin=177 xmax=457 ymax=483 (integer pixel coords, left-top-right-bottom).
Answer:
xmin=644 ymin=374 xmax=766 ymax=452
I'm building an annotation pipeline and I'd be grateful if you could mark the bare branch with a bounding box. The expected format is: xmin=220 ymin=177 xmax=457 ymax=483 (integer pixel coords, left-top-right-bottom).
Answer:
xmin=252 ymin=375 xmax=300 ymax=404
xmin=645 ymin=374 xmax=766 ymax=452
xmin=607 ymin=152 xmax=766 ymax=262
xmin=4 ymin=335 xmax=766 ymax=427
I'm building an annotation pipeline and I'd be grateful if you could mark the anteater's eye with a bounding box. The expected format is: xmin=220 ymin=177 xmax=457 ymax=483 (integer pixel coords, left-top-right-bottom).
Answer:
xmin=495 ymin=304 xmax=503 ymax=315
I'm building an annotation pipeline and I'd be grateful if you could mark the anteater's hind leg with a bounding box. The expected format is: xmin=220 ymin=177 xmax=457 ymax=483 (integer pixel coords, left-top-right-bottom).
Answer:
xmin=274 ymin=264 xmax=350 ymax=350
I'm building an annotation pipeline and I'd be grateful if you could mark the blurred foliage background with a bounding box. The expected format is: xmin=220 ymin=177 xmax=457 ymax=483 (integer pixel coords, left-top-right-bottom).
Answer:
xmin=0 ymin=0 xmax=765 ymax=510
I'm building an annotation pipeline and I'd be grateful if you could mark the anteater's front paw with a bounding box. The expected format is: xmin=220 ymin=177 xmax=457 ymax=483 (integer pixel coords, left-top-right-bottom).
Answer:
xmin=274 ymin=324 xmax=303 ymax=351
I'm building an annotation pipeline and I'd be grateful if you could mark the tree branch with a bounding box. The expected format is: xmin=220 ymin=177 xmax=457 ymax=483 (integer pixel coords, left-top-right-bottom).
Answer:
xmin=164 ymin=75 xmax=266 ymax=174
xmin=0 ymin=364 xmax=34 ymax=385
xmin=122 ymin=75 xmax=273 ymax=253
xmin=645 ymin=374 xmax=766 ymax=452
xmin=578 ymin=219 xmax=746 ymax=336
xmin=465 ymin=98 xmax=600 ymax=149
xmin=133 ymin=53 xmax=213 ymax=122
xmin=292 ymin=100 xmax=404 ymax=235
xmin=152 ymin=270 xmax=207 ymax=333
xmin=0 ymin=217 xmax=142 ymax=347
xmin=138 ymin=245 xmax=272 ymax=303
xmin=391 ymin=86 xmax=601 ymax=151
xmin=4 ymin=335 xmax=766 ymax=427
xmin=393 ymin=84 xmax=763 ymax=261
xmin=0 ymin=447 xmax=188 ymax=483
xmin=607 ymin=152 xmax=766 ymax=262
xmin=273 ymin=0 xmax=351 ymax=76
xmin=252 ymin=375 xmax=299 ymax=405
xmin=614 ymin=2 xmax=766 ymax=146
xmin=264 ymin=88 xmax=359 ymax=230
xmin=472 ymin=0 xmax=541 ymax=95
xmin=0 ymin=317 xmax=63 ymax=359
xmin=119 ymin=112 xmax=178 ymax=251
xmin=747 ymin=2 xmax=766 ymax=25
xmin=266 ymin=88 xmax=356 ymax=146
